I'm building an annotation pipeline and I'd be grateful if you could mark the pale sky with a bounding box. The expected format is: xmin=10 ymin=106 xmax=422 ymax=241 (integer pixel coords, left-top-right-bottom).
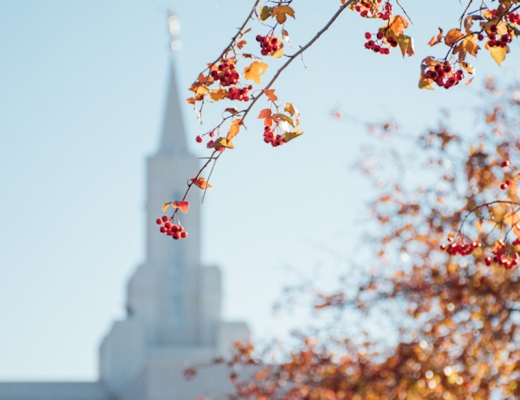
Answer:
xmin=0 ymin=0 xmax=518 ymax=381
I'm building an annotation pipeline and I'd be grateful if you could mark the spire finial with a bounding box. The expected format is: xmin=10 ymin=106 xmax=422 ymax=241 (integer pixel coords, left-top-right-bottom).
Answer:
xmin=168 ymin=9 xmax=182 ymax=52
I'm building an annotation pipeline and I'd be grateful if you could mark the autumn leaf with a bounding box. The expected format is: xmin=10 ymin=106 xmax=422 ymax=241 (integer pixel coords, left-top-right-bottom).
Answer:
xmin=191 ymin=177 xmax=212 ymax=189
xmin=259 ymin=5 xmax=272 ymax=21
xmin=163 ymin=201 xmax=190 ymax=214
xmin=186 ymin=97 xmax=196 ymax=105
xmin=244 ymin=61 xmax=268 ymax=84
xmin=388 ymin=15 xmax=409 ymax=37
xmin=236 ymin=40 xmax=246 ymax=49
xmin=271 ymin=45 xmax=284 ymax=58
xmin=397 ymin=35 xmax=414 ymax=57
xmin=195 ymin=85 xmax=210 ymax=97
xmin=284 ymin=103 xmax=300 ymax=126
xmin=210 ymin=88 xmax=228 ymax=101
xmin=226 ymin=119 xmax=242 ymax=141
xmin=224 ymin=107 xmax=239 ymax=115
xmin=281 ymin=28 xmax=291 ymax=45
xmin=211 ymin=137 xmax=234 ymax=149
xmin=428 ymin=28 xmax=443 ymax=46
xmin=281 ymin=129 xmax=303 ymax=143
xmin=272 ymin=113 xmax=295 ymax=127
xmin=444 ymin=28 xmax=464 ymax=47
xmin=258 ymin=108 xmax=273 ymax=126
xmin=264 ymin=89 xmax=278 ymax=102
xmin=271 ymin=5 xmax=295 ymax=24
xmin=489 ymin=45 xmax=508 ymax=66
xmin=476 ymin=218 xmax=483 ymax=232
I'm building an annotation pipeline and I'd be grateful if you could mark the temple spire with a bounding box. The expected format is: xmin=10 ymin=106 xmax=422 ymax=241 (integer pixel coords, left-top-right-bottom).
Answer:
xmin=158 ymin=11 xmax=187 ymax=155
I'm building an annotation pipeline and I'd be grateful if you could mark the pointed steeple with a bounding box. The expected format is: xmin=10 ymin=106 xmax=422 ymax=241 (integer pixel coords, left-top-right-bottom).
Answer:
xmin=158 ymin=61 xmax=188 ymax=155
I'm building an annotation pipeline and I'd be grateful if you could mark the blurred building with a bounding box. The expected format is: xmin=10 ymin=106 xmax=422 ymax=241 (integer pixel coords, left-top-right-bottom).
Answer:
xmin=0 ymin=52 xmax=249 ymax=400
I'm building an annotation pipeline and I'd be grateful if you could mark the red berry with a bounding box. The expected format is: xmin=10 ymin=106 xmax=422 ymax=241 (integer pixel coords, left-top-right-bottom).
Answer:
xmin=162 ymin=215 xmax=168 ymax=222
xmin=160 ymin=227 xmax=166 ymax=233
xmin=365 ymin=32 xmax=372 ymax=40
xmin=196 ymin=135 xmax=203 ymax=143
xmin=377 ymin=32 xmax=384 ymax=40
xmin=156 ymin=218 xmax=163 ymax=225
xmin=501 ymin=160 xmax=510 ymax=168
xmin=485 ymin=257 xmax=492 ymax=267
xmin=172 ymin=232 xmax=180 ymax=240
xmin=501 ymin=182 xmax=508 ymax=190
xmin=181 ymin=231 xmax=188 ymax=238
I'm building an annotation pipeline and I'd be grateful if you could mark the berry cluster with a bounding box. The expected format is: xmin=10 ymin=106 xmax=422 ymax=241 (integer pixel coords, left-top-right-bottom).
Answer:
xmin=354 ymin=0 xmax=391 ymax=20
xmin=210 ymin=61 xmax=239 ymax=87
xmin=508 ymin=11 xmax=520 ymax=24
xmin=156 ymin=215 xmax=188 ymax=240
xmin=256 ymin=35 xmax=280 ymax=56
xmin=228 ymin=86 xmax=252 ymax=101
xmin=364 ymin=32 xmax=396 ymax=54
xmin=263 ymin=126 xmax=285 ymax=147
xmin=477 ymin=24 xmax=514 ymax=48
xmin=440 ymin=240 xmax=481 ymax=256
xmin=423 ymin=62 xmax=465 ymax=89
xmin=484 ymin=240 xmax=519 ymax=269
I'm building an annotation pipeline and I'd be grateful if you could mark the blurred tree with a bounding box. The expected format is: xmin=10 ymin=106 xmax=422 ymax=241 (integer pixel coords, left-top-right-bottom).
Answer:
xmin=225 ymin=78 xmax=520 ymax=399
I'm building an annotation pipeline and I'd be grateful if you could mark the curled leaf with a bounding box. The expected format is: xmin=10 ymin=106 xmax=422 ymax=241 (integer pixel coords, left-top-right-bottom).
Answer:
xmin=264 ymin=89 xmax=278 ymax=102
xmin=191 ymin=177 xmax=213 ymax=189
xmin=428 ymin=28 xmax=443 ymax=46
xmin=210 ymin=88 xmax=228 ymax=101
xmin=281 ymin=129 xmax=303 ymax=143
xmin=163 ymin=201 xmax=190 ymax=214
xmin=226 ymin=119 xmax=242 ymax=141
xmin=284 ymin=103 xmax=300 ymax=126
xmin=259 ymin=6 xmax=272 ymax=21
xmin=211 ymin=137 xmax=235 ymax=149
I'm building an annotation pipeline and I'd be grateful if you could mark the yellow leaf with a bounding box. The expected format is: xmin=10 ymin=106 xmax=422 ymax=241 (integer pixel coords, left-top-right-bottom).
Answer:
xmin=210 ymin=88 xmax=228 ymax=101
xmin=397 ymin=35 xmax=414 ymax=57
xmin=162 ymin=202 xmax=171 ymax=212
xmin=444 ymin=28 xmax=464 ymax=47
xmin=264 ymin=89 xmax=278 ymax=102
xmin=244 ymin=61 xmax=268 ymax=84
xmin=419 ymin=77 xmax=434 ymax=90
xmin=489 ymin=45 xmax=508 ymax=66
xmin=458 ymin=61 xmax=475 ymax=74
xmin=271 ymin=45 xmax=284 ymax=58
xmin=195 ymin=85 xmax=209 ymax=97
xmin=284 ymin=103 xmax=300 ymax=126
xmin=281 ymin=129 xmax=303 ymax=143
xmin=211 ymin=137 xmax=234 ymax=149
xmin=259 ymin=6 xmax=272 ymax=21
xmin=226 ymin=119 xmax=242 ymax=141
xmin=476 ymin=219 xmax=483 ymax=232
xmin=191 ymin=177 xmax=212 ymax=189
xmin=271 ymin=5 xmax=295 ymax=24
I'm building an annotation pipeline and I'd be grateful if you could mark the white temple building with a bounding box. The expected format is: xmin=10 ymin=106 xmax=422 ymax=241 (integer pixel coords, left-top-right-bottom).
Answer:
xmin=0 ymin=44 xmax=249 ymax=400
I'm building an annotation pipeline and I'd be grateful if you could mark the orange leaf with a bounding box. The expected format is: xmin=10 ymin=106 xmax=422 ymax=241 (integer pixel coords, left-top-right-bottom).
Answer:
xmin=444 ymin=28 xmax=464 ymax=47
xmin=428 ymin=28 xmax=443 ymax=46
xmin=476 ymin=219 xmax=483 ymax=232
xmin=271 ymin=5 xmax=295 ymax=24
xmin=210 ymin=88 xmax=228 ymax=101
xmin=264 ymin=89 xmax=278 ymax=102
xmin=191 ymin=177 xmax=213 ymax=189
xmin=163 ymin=201 xmax=190 ymax=214
xmin=258 ymin=108 xmax=273 ymax=126
xmin=226 ymin=119 xmax=242 ymax=141
xmin=388 ymin=15 xmax=409 ymax=37
xmin=236 ymin=40 xmax=247 ymax=49
xmin=172 ymin=200 xmax=190 ymax=214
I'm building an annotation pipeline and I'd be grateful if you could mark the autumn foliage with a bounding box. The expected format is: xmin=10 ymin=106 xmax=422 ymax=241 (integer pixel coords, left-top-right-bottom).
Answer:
xmin=220 ymin=79 xmax=520 ymax=399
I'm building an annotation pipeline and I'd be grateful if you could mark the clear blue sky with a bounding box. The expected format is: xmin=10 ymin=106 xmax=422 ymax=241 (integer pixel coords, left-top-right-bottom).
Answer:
xmin=0 ymin=0 xmax=517 ymax=381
